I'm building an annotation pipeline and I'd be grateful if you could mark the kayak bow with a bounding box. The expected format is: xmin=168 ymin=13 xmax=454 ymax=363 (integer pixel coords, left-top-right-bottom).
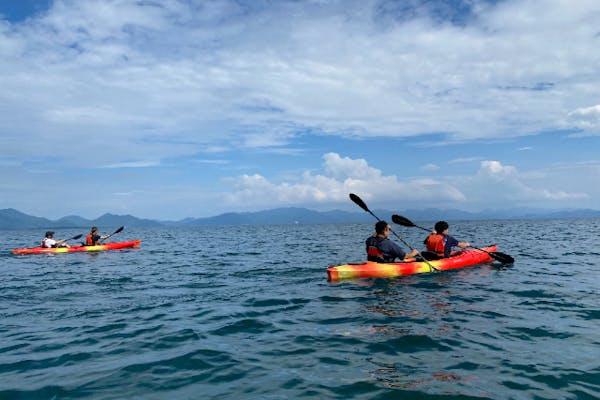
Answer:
xmin=327 ymin=245 xmax=497 ymax=281
xmin=12 ymin=240 xmax=141 ymax=255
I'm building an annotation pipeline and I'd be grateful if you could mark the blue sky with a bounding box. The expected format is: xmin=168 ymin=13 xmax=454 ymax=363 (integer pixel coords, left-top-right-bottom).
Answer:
xmin=1 ymin=0 xmax=599 ymax=220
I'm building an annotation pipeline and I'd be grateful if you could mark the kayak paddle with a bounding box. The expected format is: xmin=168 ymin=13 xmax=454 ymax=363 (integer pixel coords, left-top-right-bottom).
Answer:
xmin=466 ymin=247 xmax=514 ymax=264
xmin=100 ymin=226 xmax=124 ymax=243
xmin=391 ymin=214 xmax=514 ymax=264
xmin=53 ymin=233 xmax=83 ymax=247
xmin=391 ymin=214 xmax=431 ymax=232
xmin=349 ymin=193 xmax=438 ymax=271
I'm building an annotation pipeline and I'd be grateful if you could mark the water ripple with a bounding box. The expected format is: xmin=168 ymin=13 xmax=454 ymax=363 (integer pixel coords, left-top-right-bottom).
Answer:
xmin=1 ymin=221 xmax=599 ymax=399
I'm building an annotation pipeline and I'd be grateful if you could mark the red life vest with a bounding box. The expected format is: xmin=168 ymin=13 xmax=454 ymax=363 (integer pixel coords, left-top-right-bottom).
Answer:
xmin=425 ymin=233 xmax=445 ymax=256
xmin=86 ymin=233 xmax=96 ymax=246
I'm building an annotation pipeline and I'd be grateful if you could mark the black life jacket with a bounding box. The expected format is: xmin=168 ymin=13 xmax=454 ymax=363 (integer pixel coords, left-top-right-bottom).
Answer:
xmin=366 ymin=236 xmax=386 ymax=263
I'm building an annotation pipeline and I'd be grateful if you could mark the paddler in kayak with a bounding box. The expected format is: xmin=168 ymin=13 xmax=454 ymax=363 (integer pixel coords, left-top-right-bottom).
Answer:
xmin=41 ymin=231 xmax=70 ymax=248
xmin=423 ymin=221 xmax=470 ymax=259
xmin=366 ymin=221 xmax=419 ymax=263
xmin=85 ymin=226 xmax=110 ymax=246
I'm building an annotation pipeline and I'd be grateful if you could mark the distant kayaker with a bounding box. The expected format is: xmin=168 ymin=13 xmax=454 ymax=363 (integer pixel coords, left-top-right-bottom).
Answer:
xmin=86 ymin=227 xmax=109 ymax=246
xmin=366 ymin=221 xmax=419 ymax=262
xmin=41 ymin=231 xmax=70 ymax=248
xmin=423 ymin=221 xmax=470 ymax=258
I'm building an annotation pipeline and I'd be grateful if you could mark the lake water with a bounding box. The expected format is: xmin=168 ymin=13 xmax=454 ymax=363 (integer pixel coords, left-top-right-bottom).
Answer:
xmin=1 ymin=219 xmax=599 ymax=399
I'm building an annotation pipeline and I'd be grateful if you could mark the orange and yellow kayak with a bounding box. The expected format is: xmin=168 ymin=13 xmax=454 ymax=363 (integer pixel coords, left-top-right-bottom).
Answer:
xmin=12 ymin=240 xmax=141 ymax=255
xmin=327 ymin=245 xmax=496 ymax=281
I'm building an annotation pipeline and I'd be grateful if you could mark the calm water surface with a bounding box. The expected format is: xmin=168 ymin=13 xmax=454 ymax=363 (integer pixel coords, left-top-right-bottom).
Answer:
xmin=1 ymin=219 xmax=599 ymax=399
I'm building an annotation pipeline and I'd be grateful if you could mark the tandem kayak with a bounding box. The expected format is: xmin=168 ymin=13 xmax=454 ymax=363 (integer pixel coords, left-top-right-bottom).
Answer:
xmin=12 ymin=240 xmax=141 ymax=255
xmin=327 ymin=245 xmax=497 ymax=281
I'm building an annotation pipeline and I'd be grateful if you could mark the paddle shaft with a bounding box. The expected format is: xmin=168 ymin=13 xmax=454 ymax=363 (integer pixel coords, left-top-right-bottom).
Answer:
xmin=372 ymin=212 xmax=412 ymax=249
xmin=349 ymin=194 xmax=438 ymax=271
xmin=100 ymin=226 xmax=124 ymax=243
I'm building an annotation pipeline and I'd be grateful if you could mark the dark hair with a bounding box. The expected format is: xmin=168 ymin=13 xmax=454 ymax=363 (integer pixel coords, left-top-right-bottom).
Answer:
xmin=375 ymin=220 xmax=389 ymax=234
xmin=434 ymin=221 xmax=449 ymax=234
xmin=45 ymin=231 xmax=54 ymax=237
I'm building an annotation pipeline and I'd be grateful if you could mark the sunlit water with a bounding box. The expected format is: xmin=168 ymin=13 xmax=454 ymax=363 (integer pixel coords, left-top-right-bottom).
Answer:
xmin=1 ymin=219 xmax=599 ymax=399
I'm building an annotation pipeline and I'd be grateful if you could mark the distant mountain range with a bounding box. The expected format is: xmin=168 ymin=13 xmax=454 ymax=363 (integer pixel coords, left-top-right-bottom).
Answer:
xmin=0 ymin=208 xmax=162 ymax=230
xmin=1 ymin=206 xmax=600 ymax=230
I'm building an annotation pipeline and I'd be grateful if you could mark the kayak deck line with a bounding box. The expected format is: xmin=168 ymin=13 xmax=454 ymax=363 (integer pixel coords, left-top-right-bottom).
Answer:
xmin=327 ymin=245 xmax=497 ymax=281
xmin=12 ymin=240 xmax=141 ymax=255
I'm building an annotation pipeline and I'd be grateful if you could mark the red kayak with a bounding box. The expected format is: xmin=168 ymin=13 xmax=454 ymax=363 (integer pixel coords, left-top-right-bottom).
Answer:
xmin=12 ymin=240 xmax=141 ymax=255
xmin=327 ymin=245 xmax=496 ymax=281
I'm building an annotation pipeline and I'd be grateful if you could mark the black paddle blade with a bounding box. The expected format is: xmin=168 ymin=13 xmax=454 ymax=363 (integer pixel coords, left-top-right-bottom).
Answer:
xmin=113 ymin=226 xmax=124 ymax=235
xmin=70 ymin=234 xmax=83 ymax=240
xmin=489 ymin=251 xmax=514 ymax=264
xmin=391 ymin=214 xmax=415 ymax=227
xmin=349 ymin=193 xmax=370 ymax=212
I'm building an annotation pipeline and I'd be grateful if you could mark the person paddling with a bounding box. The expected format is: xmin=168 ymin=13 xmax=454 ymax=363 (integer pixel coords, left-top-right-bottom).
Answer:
xmin=41 ymin=231 xmax=70 ymax=248
xmin=86 ymin=227 xmax=109 ymax=246
xmin=423 ymin=221 xmax=470 ymax=258
xmin=366 ymin=221 xmax=419 ymax=262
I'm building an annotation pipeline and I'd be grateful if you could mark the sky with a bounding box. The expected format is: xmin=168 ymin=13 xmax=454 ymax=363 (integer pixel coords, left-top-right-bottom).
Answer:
xmin=1 ymin=0 xmax=599 ymax=220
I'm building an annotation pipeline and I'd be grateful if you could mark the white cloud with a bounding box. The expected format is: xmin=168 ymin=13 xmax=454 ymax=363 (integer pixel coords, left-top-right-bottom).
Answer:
xmin=101 ymin=160 xmax=160 ymax=169
xmin=463 ymin=160 xmax=591 ymax=207
xmin=569 ymin=105 xmax=600 ymax=117
xmin=322 ymin=153 xmax=381 ymax=181
xmin=421 ymin=163 xmax=440 ymax=171
xmin=540 ymin=189 xmax=588 ymax=201
xmin=193 ymin=159 xmax=229 ymax=165
xmin=567 ymin=104 xmax=600 ymax=132
xmin=448 ymin=157 xmax=483 ymax=164
xmin=224 ymin=155 xmax=595 ymax=213
xmin=478 ymin=160 xmax=517 ymax=179
xmin=223 ymin=152 xmax=465 ymax=208
xmin=1 ymin=0 xmax=600 ymax=168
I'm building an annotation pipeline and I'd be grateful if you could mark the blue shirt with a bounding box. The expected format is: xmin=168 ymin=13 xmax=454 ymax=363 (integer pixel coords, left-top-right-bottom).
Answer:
xmin=443 ymin=235 xmax=459 ymax=257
